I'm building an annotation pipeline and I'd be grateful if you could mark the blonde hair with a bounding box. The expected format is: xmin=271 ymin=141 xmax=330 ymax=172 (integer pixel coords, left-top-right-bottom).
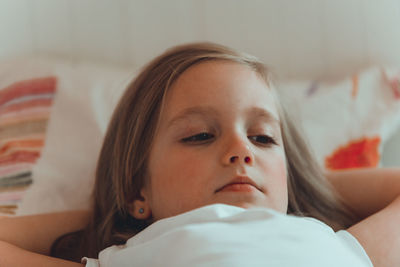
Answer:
xmin=51 ymin=42 xmax=357 ymax=261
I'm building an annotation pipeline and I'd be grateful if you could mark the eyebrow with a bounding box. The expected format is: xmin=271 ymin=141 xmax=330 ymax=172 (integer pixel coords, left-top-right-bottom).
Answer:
xmin=166 ymin=105 xmax=280 ymax=129
xmin=248 ymin=107 xmax=280 ymax=127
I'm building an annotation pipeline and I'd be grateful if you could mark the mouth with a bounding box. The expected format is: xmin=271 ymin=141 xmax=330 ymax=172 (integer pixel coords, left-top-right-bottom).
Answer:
xmin=216 ymin=176 xmax=261 ymax=193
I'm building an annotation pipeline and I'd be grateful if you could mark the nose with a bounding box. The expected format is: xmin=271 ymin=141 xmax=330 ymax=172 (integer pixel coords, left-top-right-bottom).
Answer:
xmin=222 ymin=136 xmax=254 ymax=166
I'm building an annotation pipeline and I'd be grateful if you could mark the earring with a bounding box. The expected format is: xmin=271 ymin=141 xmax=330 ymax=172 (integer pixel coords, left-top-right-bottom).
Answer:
xmin=139 ymin=208 xmax=144 ymax=214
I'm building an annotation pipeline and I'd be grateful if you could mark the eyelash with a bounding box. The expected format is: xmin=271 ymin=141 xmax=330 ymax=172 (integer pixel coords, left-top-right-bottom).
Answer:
xmin=181 ymin=132 xmax=277 ymax=146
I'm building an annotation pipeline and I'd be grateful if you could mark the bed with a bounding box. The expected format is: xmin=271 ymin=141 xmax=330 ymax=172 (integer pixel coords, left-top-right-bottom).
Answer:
xmin=0 ymin=0 xmax=399 ymax=216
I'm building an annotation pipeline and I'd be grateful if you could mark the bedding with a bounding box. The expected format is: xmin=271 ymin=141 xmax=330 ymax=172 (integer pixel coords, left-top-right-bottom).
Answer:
xmin=277 ymin=67 xmax=400 ymax=170
xmin=0 ymin=57 xmax=133 ymax=216
xmin=0 ymin=75 xmax=57 ymax=215
xmin=82 ymin=204 xmax=373 ymax=267
xmin=0 ymin=57 xmax=398 ymax=216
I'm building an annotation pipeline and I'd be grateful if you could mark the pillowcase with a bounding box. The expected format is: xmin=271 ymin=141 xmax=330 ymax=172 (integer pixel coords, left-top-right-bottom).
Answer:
xmin=277 ymin=67 xmax=400 ymax=171
xmin=0 ymin=76 xmax=57 ymax=215
xmin=8 ymin=57 xmax=133 ymax=216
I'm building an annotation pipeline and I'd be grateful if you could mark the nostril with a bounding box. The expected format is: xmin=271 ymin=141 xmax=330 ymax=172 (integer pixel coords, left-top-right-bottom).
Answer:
xmin=230 ymin=156 xmax=251 ymax=163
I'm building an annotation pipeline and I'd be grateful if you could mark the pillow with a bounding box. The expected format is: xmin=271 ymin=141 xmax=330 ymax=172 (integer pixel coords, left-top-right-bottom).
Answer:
xmin=16 ymin=58 xmax=134 ymax=216
xmin=0 ymin=57 xmax=133 ymax=216
xmin=0 ymin=76 xmax=57 ymax=215
xmin=277 ymin=67 xmax=400 ymax=171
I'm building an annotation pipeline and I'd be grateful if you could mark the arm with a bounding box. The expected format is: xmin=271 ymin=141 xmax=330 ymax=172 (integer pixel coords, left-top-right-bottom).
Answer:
xmin=347 ymin=195 xmax=400 ymax=267
xmin=0 ymin=240 xmax=84 ymax=267
xmin=0 ymin=210 xmax=90 ymax=255
xmin=326 ymin=167 xmax=400 ymax=220
xmin=326 ymin=168 xmax=400 ymax=266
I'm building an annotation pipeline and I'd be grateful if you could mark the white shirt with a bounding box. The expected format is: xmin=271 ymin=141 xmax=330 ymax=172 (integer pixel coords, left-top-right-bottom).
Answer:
xmin=82 ymin=204 xmax=373 ymax=267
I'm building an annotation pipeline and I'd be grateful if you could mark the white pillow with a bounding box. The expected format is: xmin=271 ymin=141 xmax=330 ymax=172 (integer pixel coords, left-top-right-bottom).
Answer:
xmin=277 ymin=66 xmax=400 ymax=170
xmin=13 ymin=57 xmax=134 ymax=215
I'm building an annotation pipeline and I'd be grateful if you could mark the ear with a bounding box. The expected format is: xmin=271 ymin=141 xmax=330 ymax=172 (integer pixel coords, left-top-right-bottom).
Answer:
xmin=129 ymin=188 xmax=152 ymax=220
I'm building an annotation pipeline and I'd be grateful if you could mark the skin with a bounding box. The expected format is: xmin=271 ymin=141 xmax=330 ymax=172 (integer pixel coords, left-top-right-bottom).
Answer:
xmin=132 ymin=61 xmax=288 ymax=221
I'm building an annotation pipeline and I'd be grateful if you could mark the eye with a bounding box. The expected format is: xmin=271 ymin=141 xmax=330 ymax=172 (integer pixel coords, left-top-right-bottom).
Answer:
xmin=181 ymin=132 xmax=215 ymax=143
xmin=249 ymin=135 xmax=277 ymax=146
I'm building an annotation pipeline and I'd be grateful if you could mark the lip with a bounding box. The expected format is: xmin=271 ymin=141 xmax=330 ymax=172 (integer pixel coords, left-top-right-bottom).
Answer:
xmin=216 ymin=176 xmax=261 ymax=193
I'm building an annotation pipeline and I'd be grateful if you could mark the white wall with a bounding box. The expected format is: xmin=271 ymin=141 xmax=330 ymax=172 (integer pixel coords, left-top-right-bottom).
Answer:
xmin=1 ymin=0 xmax=399 ymax=80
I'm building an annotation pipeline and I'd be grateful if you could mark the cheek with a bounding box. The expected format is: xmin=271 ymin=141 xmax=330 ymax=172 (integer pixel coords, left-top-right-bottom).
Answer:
xmin=273 ymin=154 xmax=289 ymax=210
xmin=155 ymin=149 xmax=208 ymax=186
xmin=275 ymin=153 xmax=287 ymax=182
xmin=148 ymin=147 xmax=212 ymax=214
xmin=267 ymin=155 xmax=287 ymax=190
xmin=259 ymin=149 xmax=287 ymax=181
xmin=276 ymin=159 xmax=288 ymax=194
xmin=259 ymin=150 xmax=288 ymax=209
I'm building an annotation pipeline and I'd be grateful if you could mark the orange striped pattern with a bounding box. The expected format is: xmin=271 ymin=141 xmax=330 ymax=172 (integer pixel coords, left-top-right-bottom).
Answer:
xmin=0 ymin=76 xmax=57 ymax=215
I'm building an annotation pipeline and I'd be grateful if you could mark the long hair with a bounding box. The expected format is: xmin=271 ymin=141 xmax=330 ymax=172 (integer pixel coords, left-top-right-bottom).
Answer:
xmin=50 ymin=42 xmax=357 ymax=262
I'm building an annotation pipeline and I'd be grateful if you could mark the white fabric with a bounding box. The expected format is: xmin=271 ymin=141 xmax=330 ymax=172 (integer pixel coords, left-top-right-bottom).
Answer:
xmin=82 ymin=204 xmax=372 ymax=267
xmin=81 ymin=257 xmax=100 ymax=267
xmin=10 ymin=57 xmax=134 ymax=215
xmin=277 ymin=66 xmax=400 ymax=169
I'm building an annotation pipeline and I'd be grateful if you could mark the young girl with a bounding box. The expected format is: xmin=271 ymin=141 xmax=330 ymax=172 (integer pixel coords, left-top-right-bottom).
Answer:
xmin=1 ymin=42 xmax=400 ymax=266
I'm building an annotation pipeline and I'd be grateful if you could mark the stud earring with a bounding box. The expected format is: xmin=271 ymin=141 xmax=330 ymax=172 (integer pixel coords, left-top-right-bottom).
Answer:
xmin=139 ymin=208 xmax=144 ymax=214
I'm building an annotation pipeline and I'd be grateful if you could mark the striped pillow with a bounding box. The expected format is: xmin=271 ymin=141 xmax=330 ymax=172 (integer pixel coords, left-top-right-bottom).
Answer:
xmin=0 ymin=76 xmax=57 ymax=215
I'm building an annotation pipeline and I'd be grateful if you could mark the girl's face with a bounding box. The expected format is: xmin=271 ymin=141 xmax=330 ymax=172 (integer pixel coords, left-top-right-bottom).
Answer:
xmin=139 ymin=61 xmax=288 ymax=221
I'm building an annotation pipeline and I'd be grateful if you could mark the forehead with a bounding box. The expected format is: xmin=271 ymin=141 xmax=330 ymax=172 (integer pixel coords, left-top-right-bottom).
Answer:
xmin=162 ymin=61 xmax=279 ymax=122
